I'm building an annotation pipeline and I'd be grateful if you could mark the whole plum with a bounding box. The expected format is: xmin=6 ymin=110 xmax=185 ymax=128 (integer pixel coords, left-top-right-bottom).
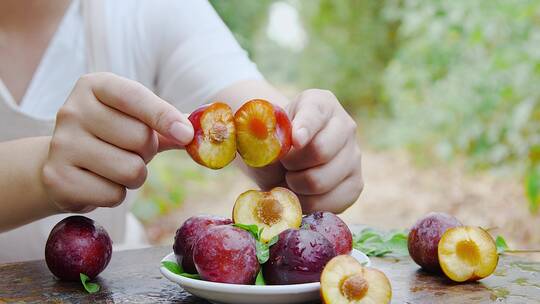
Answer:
xmin=263 ymin=229 xmax=336 ymax=285
xmin=193 ymin=225 xmax=259 ymax=284
xmin=45 ymin=216 xmax=112 ymax=281
xmin=173 ymin=215 xmax=232 ymax=273
xmin=408 ymin=212 xmax=462 ymax=272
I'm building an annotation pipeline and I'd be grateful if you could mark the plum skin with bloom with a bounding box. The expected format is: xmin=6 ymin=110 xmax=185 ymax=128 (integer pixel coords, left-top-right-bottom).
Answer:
xmin=173 ymin=215 xmax=233 ymax=274
xmin=45 ymin=215 xmax=112 ymax=281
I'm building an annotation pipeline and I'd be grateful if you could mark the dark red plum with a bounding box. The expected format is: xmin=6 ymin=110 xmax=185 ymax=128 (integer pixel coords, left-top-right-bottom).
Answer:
xmin=193 ymin=225 xmax=259 ymax=284
xmin=173 ymin=215 xmax=232 ymax=274
xmin=263 ymin=229 xmax=336 ymax=285
xmin=408 ymin=212 xmax=462 ymax=272
xmin=301 ymin=211 xmax=353 ymax=255
xmin=45 ymin=216 xmax=112 ymax=281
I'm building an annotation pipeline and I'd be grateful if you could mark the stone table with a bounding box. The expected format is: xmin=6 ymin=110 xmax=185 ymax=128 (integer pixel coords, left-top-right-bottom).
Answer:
xmin=1 ymin=245 xmax=539 ymax=303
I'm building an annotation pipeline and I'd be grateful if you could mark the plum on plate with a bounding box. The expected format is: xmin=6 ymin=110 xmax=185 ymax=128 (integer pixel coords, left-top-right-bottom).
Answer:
xmin=263 ymin=229 xmax=336 ymax=285
xmin=233 ymin=187 xmax=302 ymax=243
xmin=193 ymin=225 xmax=259 ymax=284
xmin=45 ymin=216 xmax=112 ymax=281
xmin=301 ymin=211 xmax=353 ymax=255
xmin=173 ymin=215 xmax=232 ymax=274
xmin=407 ymin=212 xmax=462 ymax=272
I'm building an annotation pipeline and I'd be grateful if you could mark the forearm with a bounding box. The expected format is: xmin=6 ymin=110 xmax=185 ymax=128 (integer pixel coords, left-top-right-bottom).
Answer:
xmin=0 ymin=136 xmax=58 ymax=232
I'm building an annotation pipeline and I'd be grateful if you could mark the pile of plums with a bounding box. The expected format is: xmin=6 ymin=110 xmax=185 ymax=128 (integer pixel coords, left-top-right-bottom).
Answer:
xmin=173 ymin=187 xmax=353 ymax=285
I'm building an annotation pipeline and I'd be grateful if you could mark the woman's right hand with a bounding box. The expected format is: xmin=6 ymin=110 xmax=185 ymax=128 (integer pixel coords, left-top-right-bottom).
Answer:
xmin=41 ymin=72 xmax=193 ymax=213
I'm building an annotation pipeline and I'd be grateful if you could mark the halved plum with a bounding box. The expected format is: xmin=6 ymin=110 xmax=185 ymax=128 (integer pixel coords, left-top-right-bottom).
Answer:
xmin=438 ymin=226 xmax=498 ymax=282
xmin=233 ymin=187 xmax=302 ymax=242
xmin=321 ymin=255 xmax=392 ymax=304
xmin=234 ymin=99 xmax=291 ymax=167
xmin=186 ymin=102 xmax=236 ymax=169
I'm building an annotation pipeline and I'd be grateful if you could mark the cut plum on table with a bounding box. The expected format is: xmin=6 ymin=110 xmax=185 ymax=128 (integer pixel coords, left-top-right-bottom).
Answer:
xmin=438 ymin=226 xmax=498 ymax=282
xmin=193 ymin=225 xmax=260 ymax=284
xmin=186 ymin=102 xmax=236 ymax=169
xmin=234 ymin=99 xmax=291 ymax=167
xmin=233 ymin=187 xmax=302 ymax=243
xmin=321 ymin=255 xmax=391 ymax=304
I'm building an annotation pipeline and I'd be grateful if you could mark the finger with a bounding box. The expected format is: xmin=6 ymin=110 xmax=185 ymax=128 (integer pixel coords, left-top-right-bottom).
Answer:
xmin=43 ymin=164 xmax=127 ymax=210
xmin=157 ymin=133 xmax=187 ymax=152
xmin=82 ymin=101 xmax=159 ymax=163
xmin=87 ymin=73 xmax=194 ymax=145
xmin=285 ymin=140 xmax=357 ymax=195
xmin=70 ymin=135 xmax=148 ymax=189
xmin=281 ymin=115 xmax=352 ymax=171
xmin=298 ymin=172 xmax=364 ymax=214
xmin=290 ymin=90 xmax=335 ymax=149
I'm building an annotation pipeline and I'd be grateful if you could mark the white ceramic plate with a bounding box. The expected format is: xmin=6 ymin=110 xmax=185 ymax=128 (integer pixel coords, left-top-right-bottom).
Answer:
xmin=160 ymin=249 xmax=370 ymax=304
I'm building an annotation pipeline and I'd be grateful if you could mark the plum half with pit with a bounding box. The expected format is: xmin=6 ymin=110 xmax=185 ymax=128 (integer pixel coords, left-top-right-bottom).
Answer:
xmin=408 ymin=212 xmax=462 ymax=272
xmin=45 ymin=216 xmax=112 ymax=281
xmin=173 ymin=215 xmax=232 ymax=274
xmin=193 ymin=225 xmax=259 ymax=284
xmin=263 ymin=229 xmax=337 ymax=285
xmin=301 ymin=211 xmax=353 ymax=255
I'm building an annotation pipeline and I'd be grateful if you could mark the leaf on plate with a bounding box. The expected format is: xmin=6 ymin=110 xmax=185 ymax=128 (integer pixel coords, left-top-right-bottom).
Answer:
xmin=255 ymin=269 xmax=266 ymax=285
xmin=161 ymin=261 xmax=201 ymax=279
xmin=233 ymin=223 xmax=260 ymax=240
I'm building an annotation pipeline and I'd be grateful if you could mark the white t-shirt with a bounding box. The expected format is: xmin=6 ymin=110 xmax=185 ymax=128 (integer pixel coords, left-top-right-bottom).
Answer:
xmin=0 ymin=0 xmax=262 ymax=262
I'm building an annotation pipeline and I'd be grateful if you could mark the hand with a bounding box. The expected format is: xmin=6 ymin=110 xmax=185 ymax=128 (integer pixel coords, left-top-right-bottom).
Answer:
xmin=41 ymin=72 xmax=194 ymax=213
xmin=248 ymin=89 xmax=363 ymax=214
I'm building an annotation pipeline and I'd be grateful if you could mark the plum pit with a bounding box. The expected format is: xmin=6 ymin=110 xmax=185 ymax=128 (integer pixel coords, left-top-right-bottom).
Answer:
xmin=255 ymin=197 xmax=283 ymax=226
xmin=209 ymin=121 xmax=228 ymax=143
xmin=340 ymin=274 xmax=369 ymax=301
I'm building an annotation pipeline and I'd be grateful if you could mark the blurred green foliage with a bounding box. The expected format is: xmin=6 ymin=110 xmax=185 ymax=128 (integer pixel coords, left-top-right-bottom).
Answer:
xmin=135 ymin=0 xmax=540 ymax=219
xmin=209 ymin=0 xmax=540 ymax=212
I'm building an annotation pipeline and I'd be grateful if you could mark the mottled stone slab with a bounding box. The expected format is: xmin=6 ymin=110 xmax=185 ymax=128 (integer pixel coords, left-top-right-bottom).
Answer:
xmin=1 ymin=236 xmax=539 ymax=303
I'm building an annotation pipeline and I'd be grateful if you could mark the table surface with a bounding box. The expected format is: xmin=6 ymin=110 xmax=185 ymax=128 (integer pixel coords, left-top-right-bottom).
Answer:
xmin=1 ymin=239 xmax=539 ymax=303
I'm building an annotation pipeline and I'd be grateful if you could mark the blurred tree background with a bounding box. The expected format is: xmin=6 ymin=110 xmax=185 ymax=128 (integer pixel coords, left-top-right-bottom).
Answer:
xmin=133 ymin=0 xmax=540 ymax=249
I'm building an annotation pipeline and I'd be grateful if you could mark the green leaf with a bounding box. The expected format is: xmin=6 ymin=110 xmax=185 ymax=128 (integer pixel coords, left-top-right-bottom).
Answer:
xmin=255 ymin=269 xmax=266 ymax=285
xmin=161 ymin=261 xmax=182 ymax=274
xmin=80 ymin=273 xmax=100 ymax=294
xmin=496 ymin=235 xmax=509 ymax=254
xmin=233 ymin=223 xmax=260 ymax=240
xmin=256 ymin=241 xmax=270 ymax=264
xmin=161 ymin=261 xmax=201 ymax=280
xmin=267 ymin=235 xmax=279 ymax=247
xmin=353 ymin=228 xmax=409 ymax=257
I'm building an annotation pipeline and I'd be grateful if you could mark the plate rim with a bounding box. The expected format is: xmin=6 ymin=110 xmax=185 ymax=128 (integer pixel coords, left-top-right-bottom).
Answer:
xmin=160 ymin=248 xmax=370 ymax=294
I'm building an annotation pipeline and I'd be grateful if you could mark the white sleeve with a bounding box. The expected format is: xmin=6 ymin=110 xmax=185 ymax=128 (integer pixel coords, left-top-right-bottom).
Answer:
xmin=140 ymin=0 xmax=263 ymax=111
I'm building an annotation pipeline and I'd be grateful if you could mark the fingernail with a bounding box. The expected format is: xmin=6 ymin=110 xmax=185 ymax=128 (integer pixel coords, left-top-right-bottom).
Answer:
xmin=169 ymin=121 xmax=193 ymax=144
xmin=295 ymin=127 xmax=309 ymax=148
